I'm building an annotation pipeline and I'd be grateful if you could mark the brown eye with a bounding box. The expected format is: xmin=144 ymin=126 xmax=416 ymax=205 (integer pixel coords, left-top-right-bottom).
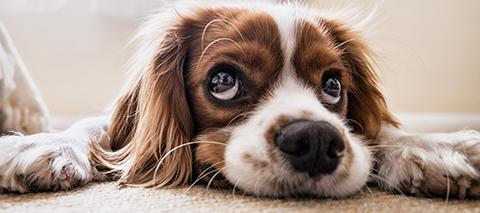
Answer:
xmin=208 ymin=66 xmax=244 ymax=101
xmin=321 ymin=77 xmax=341 ymax=105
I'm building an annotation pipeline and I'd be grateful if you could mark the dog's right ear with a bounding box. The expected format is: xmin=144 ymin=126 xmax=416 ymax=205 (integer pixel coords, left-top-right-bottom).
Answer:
xmin=91 ymin=11 xmax=197 ymax=188
xmin=323 ymin=20 xmax=399 ymax=139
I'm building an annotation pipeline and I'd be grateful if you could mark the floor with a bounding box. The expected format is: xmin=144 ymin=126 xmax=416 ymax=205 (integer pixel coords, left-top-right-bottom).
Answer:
xmin=1 ymin=182 xmax=479 ymax=212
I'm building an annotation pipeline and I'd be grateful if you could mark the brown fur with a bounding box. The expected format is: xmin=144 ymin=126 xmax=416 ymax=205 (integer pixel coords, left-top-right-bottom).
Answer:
xmin=90 ymin=14 xmax=198 ymax=188
xmin=265 ymin=115 xmax=295 ymax=164
xmin=186 ymin=12 xmax=284 ymax=131
xmin=322 ymin=20 xmax=399 ymax=139
xmin=193 ymin=128 xmax=231 ymax=188
xmin=293 ymin=21 xmax=352 ymax=115
xmin=243 ymin=154 xmax=268 ymax=170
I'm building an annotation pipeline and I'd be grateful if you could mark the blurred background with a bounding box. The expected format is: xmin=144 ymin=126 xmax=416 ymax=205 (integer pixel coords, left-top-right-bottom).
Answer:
xmin=0 ymin=0 xmax=478 ymax=129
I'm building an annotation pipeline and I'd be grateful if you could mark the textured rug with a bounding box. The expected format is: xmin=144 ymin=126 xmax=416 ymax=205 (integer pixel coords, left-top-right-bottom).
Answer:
xmin=1 ymin=182 xmax=479 ymax=212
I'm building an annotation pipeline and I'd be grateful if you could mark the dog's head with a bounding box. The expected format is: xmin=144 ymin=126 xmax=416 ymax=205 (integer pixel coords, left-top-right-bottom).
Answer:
xmin=95 ymin=2 xmax=398 ymax=198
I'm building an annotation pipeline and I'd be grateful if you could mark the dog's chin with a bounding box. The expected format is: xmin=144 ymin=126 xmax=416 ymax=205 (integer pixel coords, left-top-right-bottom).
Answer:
xmin=221 ymin=133 xmax=372 ymax=198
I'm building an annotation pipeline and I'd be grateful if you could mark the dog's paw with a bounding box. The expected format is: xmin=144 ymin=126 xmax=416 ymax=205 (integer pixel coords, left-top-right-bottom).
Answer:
xmin=0 ymin=134 xmax=94 ymax=193
xmin=15 ymin=149 xmax=87 ymax=192
xmin=377 ymin=130 xmax=480 ymax=198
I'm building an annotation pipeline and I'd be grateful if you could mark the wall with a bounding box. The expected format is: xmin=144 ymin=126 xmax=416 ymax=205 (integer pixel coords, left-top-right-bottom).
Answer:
xmin=1 ymin=0 xmax=479 ymax=118
xmin=1 ymin=0 xmax=133 ymax=117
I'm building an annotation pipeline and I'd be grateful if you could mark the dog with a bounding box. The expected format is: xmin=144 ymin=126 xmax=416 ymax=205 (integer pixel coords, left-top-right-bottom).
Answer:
xmin=0 ymin=1 xmax=479 ymax=198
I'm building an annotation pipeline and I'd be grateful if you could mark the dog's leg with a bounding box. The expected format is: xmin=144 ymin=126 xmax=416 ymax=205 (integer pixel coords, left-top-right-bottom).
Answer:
xmin=374 ymin=125 xmax=480 ymax=198
xmin=0 ymin=116 xmax=108 ymax=193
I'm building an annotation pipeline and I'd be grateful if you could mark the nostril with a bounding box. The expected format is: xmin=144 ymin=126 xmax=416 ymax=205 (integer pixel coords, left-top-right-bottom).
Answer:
xmin=327 ymin=150 xmax=344 ymax=159
xmin=326 ymin=138 xmax=345 ymax=159
xmin=294 ymin=139 xmax=309 ymax=156
xmin=277 ymin=138 xmax=310 ymax=156
xmin=326 ymin=144 xmax=344 ymax=159
xmin=275 ymin=126 xmax=310 ymax=156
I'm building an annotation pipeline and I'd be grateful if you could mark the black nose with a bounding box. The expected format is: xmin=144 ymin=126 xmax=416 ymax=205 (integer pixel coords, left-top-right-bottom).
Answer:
xmin=274 ymin=120 xmax=345 ymax=176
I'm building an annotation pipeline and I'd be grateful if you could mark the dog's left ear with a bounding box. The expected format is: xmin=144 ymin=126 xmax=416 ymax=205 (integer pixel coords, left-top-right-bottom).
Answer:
xmin=91 ymin=14 xmax=197 ymax=187
xmin=325 ymin=21 xmax=399 ymax=139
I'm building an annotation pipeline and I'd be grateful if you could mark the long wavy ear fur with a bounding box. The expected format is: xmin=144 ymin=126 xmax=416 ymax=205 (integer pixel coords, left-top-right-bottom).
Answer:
xmin=90 ymin=12 xmax=195 ymax=188
xmin=325 ymin=20 xmax=399 ymax=139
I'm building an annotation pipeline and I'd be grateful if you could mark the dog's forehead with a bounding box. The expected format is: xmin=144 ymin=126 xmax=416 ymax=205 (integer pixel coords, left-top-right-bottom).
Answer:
xmin=194 ymin=7 xmax=340 ymax=78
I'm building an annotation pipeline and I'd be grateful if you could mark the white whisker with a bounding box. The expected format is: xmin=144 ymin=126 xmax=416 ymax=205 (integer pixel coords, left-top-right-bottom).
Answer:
xmin=186 ymin=161 xmax=225 ymax=193
xmin=198 ymin=38 xmax=243 ymax=66
xmin=152 ymin=141 xmax=227 ymax=185
xmin=201 ymin=19 xmax=246 ymax=50
xmin=206 ymin=166 xmax=228 ymax=191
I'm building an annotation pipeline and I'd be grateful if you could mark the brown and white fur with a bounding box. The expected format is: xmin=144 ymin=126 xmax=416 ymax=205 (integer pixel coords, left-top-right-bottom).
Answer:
xmin=0 ymin=1 xmax=479 ymax=198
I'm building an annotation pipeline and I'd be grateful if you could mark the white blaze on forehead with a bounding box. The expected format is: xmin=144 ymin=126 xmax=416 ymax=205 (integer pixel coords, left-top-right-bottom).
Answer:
xmin=263 ymin=4 xmax=297 ymax=75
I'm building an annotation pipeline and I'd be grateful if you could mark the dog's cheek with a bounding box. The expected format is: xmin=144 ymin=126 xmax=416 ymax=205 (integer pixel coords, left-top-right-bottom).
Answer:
xmin=193 ymin=129 xmax=232 ymax=188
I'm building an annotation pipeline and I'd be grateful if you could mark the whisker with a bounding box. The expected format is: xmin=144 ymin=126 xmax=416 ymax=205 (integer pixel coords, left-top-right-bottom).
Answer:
xmin=201 ymin=18 xmax=222 ymax=50
xmin=201 ymin=19 xmax=246 ymax=50
xmin=227 ymin=111 xmax=255 ymax=126
xmin=152 ymin=141 xmax=227 ymax=184
xmin=363 ymin=184 xmax=374 ymax=196
xmin=187 ymin=169 xmax=219 ymax=192
xmin=368 ymin=144 xmax=410 ymax=149
xmin=439 ymin=160 xmax=451 ymax=205
xmin=206 ymin=167 xmax=228 ymax=191
xmin=186 ymin=161 xmax=225 ymax=192
xmin=344 ymin=118 xmax=364 ymax=133
xmin=252 ymin=177 xmax=260 ymax=199
xmin=198 ymin=38 xmax=244 ymax=66
xmin=222 ymin=19 xmax=246 ymax=44
xmin=194 ymin=161 xmax=225 ymax=184
xmin=232 ymin=179 xmax=240 ymax=198
xmin=186 ymin=164 xmax=224 ymax=193
xmin=445 ymin=173 xmax=450 ymax=206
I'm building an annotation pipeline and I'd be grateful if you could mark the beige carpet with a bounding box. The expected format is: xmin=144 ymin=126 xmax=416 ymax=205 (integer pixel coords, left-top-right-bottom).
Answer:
xmin=1 ymin=182 xmax=479 ymax=212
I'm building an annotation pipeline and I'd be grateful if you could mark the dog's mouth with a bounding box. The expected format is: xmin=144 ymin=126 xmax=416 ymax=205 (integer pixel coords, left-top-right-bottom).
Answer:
xmin=192 ymin=116 xmax=370 ymax=198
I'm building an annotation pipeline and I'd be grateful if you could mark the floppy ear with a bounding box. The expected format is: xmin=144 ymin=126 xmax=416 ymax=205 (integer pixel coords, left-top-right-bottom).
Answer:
xmin=325 ymin=21 xmax=399 ymax=139
xmin=91 ymin=15 xmax=195 ymax=187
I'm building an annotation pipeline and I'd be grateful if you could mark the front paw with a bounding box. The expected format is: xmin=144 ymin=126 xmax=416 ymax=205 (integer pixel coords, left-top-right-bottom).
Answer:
xmin=0 ymin=135 xmax=93 ymax=193
xmin=15 ymin=150 xmax=86 ymax=192
xmin=377 ymin=130 xmax=480 ymax=198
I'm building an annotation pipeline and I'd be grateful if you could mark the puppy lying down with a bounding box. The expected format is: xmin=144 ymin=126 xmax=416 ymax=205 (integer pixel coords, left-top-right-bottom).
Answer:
xmin=0 ymin=1 xmax=479 ymax=198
